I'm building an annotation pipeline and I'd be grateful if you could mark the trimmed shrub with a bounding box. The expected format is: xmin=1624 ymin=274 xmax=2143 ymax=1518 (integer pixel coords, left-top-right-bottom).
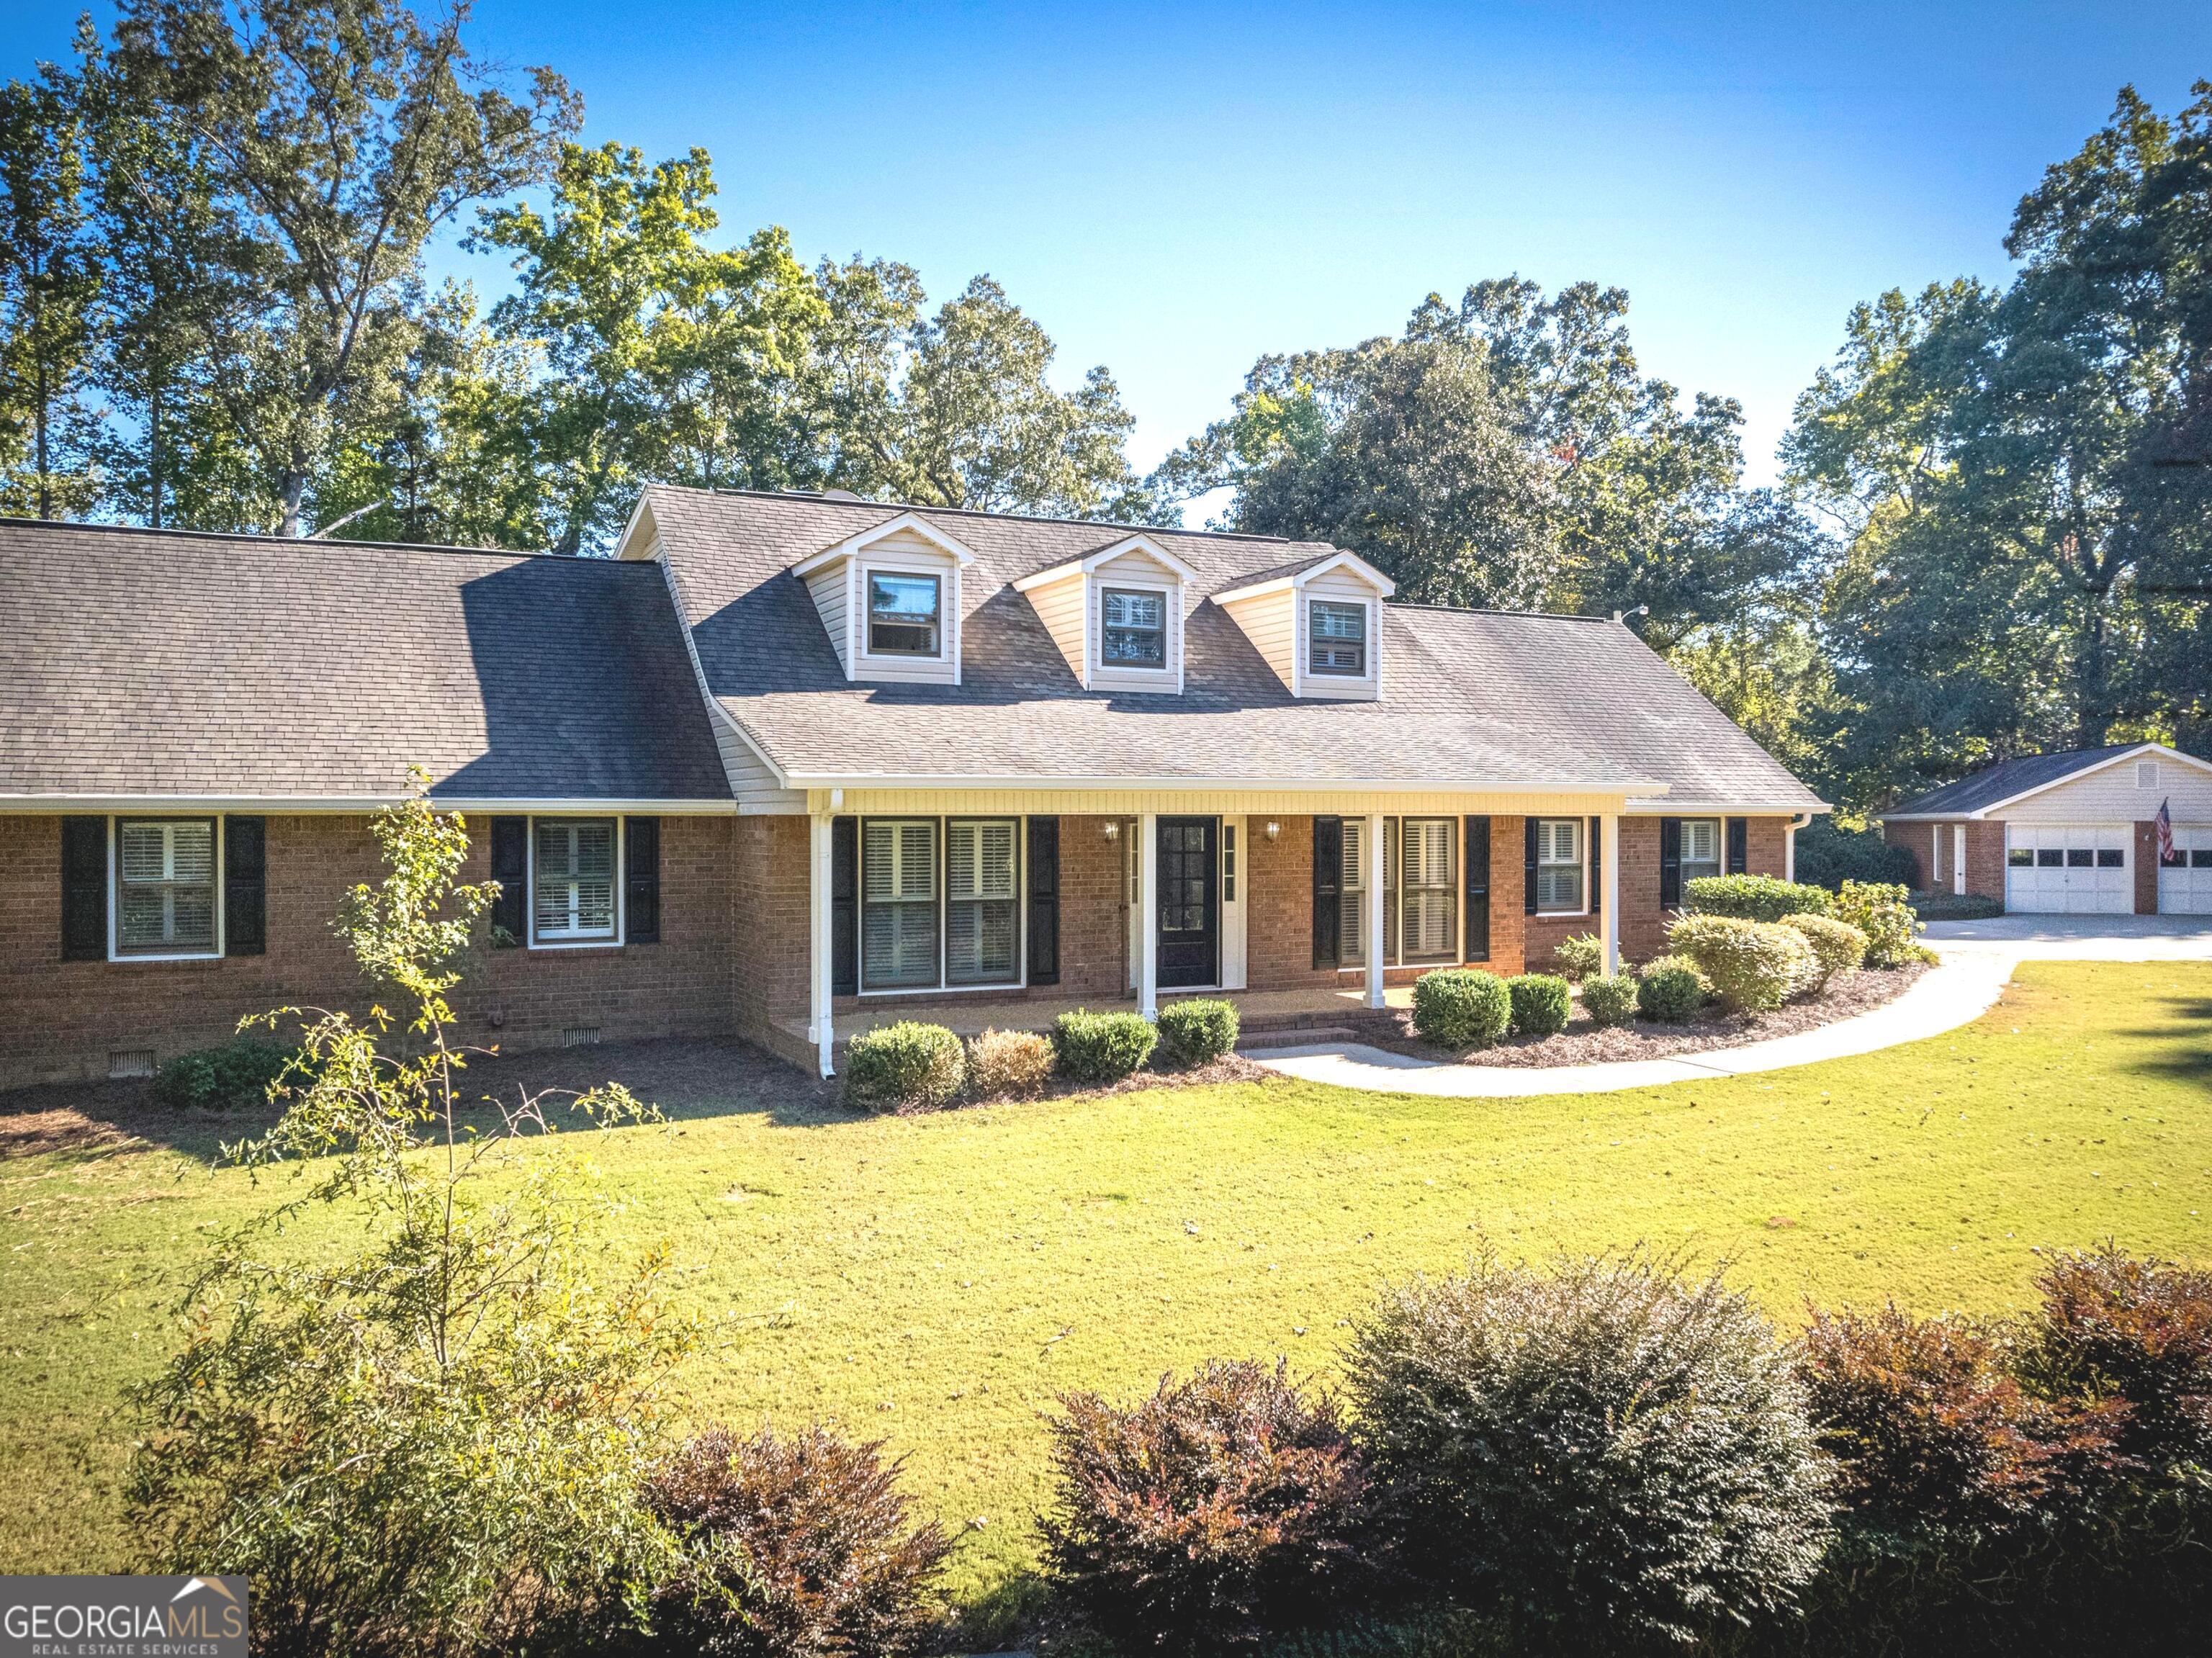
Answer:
xmin=1783 ymin=913 xmax=1869 ymax=992
xmin=843 ymin=1022 xmax=965 ymax=1112
xmin=2023 ymin=1245 xmax=2212 ymax=1468
xmin=1580 ymin=972 xmax=1639 ymax=1027
xmin=1410 ymin=970 xmax=1511 ymax=1049
xmin=966 ymin=1028 xmax=1055 ymax=1099
xmin=1683 ymin=873 xmax=1836 ymax=922
xmin=1041 ymin=1359 xmax=1375 ymax=1654
xmin=1346 ymin=1253 xmax=1835 ymax=1652
xmin=1156 ymin=998 xmax=1241 ymax=1067
xmin=151 ymin=1038 xmax=301 ymax=1112
xmin=1911 ymin=890 xmax=2008 ymax=922
xmin=1667 ymin=913 xmax=1817 ymax=1012
xmin=1636 ymin=955 xmax=1709 ymax=1023
xmin=1053 ymin=1009 xmax=1156 ymax=1083
xmin=644 ymin=1424 xmax=950 ymax=1658
xmin=1506 ymin=974 xmax=1571 ymax=1038
xmin=1551 ymin=933 xmax=1604 ymax=983
xmin=1835 ymin=880 xmax=1924 ymax=968
xmin=1792 ymin=816 xmax=1918 ymax=891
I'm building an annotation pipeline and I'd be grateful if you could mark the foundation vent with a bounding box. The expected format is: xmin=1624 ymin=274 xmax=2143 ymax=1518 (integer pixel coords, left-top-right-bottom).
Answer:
xmin=561 ymin=1026 xmax=603 ymax=1049
xmin=109 ymin=1048 xmax=157 ymax=1080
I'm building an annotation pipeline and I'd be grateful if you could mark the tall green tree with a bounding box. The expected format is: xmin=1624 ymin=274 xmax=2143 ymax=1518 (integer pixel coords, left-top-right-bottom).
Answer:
xmin=113 ymin=0 xmax=580 ymax=536
xmin=0 ymin=58 xmax=102 ymax=520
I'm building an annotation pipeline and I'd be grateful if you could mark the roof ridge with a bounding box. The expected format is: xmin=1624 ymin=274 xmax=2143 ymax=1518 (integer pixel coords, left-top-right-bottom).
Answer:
xmin=647 ymin=481 xmax=1313 ymax=547
xmin=1388 ymin=600 xmax=1617 ymax=623
xmin=0 ymin=515 xmax=581 ymax=563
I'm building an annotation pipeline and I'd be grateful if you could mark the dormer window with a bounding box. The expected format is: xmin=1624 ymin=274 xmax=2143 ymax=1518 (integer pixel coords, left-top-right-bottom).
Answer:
xmin=1100 ymin=587 xmax=1166 ymax=669
xmin=1308 ymin=600 xmax=1367 ymax=676
xmin=868 ymin=572 xmax=941 ymax=657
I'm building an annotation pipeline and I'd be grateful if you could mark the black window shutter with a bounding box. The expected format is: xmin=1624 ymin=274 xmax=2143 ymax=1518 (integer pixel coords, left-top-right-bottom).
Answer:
xmin=624 ymin=816 xmax=661 ymax=943
xmin=831 ymin=816 xmax=858 ymax=995
xmin=1588 ymin=816 xmax=1602 ymax=916
xmin=60 ymin=816 xmax=107 ymax=961
xmin=490 ymin=816 xmax=527 ymax=947
xmin=1312 ymin=815 xmax=1343 ymax=969
xmin=225 ymin=816 xmax=266 ymax=956
xmin=1026 ymin=816 xmax=1061 ymax=986
xmin=1727 ymin=816 xmax=1749 ymax=875
xmin=1463 ymin=815 xmax=1491 ymax=963
xmin=1659 ymin=817 xmax=1683 ymax=909
xmin=1524 ymin=818 xmax=1539 ymax=915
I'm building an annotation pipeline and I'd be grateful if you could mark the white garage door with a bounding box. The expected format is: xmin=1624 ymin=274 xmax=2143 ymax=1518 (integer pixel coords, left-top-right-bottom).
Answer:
xmin=2005 ymin=824 xmax=2132 ymax=914
xmin=2159 ymin=825 xmax=2212 ymax=914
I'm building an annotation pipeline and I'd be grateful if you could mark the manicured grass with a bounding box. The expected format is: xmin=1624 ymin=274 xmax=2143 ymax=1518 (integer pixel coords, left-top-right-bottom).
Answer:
xmin=3 ymin=962 xmax=2209 ymax=1616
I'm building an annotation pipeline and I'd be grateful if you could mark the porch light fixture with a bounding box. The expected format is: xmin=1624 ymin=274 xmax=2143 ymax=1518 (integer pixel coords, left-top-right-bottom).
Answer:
xmin=1264 ymin=821 xmax=1280 ymax=841
xmin=1102 ymin=820 xmax=1120 ymax=841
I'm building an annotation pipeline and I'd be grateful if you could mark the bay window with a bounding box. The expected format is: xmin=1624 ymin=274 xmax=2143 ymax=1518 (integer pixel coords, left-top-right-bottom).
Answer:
xmin=534 ymin=819 xmax=618 ymax=943
xmin=116 ymin=818 xmax=217 ymax=956
xmin=1534 ymin=818 xmax=1584 ymax=912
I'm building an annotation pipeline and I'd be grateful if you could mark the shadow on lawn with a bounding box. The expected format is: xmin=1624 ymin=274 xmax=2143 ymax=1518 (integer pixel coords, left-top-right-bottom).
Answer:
xmin=2113 ymin=994 xmax=2212 ymax=1089
xmin=0 ymin=1037 xmax=845 ymax=1170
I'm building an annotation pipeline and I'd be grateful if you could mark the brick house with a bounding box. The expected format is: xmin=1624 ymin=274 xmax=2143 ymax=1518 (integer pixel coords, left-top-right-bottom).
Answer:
xmin=0 ymin=489 xmax=1825 ymax=1088
xmin=1881 ymin=744 xmax=2212 ymax=916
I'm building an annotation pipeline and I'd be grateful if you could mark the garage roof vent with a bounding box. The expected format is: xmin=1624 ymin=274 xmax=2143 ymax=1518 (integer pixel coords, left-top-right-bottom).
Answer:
xmin=2138 ymin=759 xmax=2159 ymax=790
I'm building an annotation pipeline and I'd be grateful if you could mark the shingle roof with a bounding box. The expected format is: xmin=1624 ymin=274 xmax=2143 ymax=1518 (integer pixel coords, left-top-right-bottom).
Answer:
xmin=1885 ymin=747 xmax=2145 ymax=819
xmin=641 ymin=485 xmax=1825 ymax=807
xmin=0 ymin=519 xmax=729 ymax=801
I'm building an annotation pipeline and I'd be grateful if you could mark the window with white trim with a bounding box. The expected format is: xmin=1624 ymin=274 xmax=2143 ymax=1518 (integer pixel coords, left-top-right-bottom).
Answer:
xmin=116 ymin=818 xmax=217 ymax=956
xmin=1534 ymin=819 xmax=1584 ymax=913
xmin=945 ymin=819 xmax=1019 ymax=985
xmin=1100 ymin=587 xmax=1167 ymax=669
xmin=866 ymin=572 xmax=942 ymax=657
xmin=1308 ymin=600 xmax=1367 ymax=676
xmin=534 ymin=819 xmax=618 ymax=942
xmin=863 ymin=819 xmax=940 ymax=988
xmin=1341 ymin=816 xmax=1457 ymax=968
xmin=1680 ymin=818 xmax=1722 ymax=887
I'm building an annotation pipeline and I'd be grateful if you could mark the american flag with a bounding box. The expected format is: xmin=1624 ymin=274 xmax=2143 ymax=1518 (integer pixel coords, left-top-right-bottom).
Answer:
xmin=2157 ymin=797 xmax=2176 ymax=865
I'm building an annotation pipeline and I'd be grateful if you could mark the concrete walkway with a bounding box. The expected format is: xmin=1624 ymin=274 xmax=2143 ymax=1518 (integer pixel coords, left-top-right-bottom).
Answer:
xmin=1253 ymin=916 xmax=2212 ymax=1098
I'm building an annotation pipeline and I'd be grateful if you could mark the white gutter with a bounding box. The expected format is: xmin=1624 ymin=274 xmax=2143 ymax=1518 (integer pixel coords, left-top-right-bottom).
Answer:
xmin=780 ymin=771 xmax=1670 ymax=796
xmin=0 ymin=794 xmax=741 ymax=814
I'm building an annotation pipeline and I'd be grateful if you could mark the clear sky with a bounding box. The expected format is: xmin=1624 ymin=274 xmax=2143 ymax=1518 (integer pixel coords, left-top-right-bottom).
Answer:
xmin=10 ymin=1 xmax=2210 ymax=495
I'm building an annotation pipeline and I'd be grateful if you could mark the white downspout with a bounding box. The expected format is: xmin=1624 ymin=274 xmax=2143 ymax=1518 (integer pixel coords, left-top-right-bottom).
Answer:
xmin=1601 ymin=813 xmax=1621 ymax=974
xmin=1786 ymin=811 xmax=1813 ymax=883
xmin=809 ymin=810 xmax=835 ymax=1078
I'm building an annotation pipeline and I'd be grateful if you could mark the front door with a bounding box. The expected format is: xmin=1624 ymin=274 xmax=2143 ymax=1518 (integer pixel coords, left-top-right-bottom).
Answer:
xmin=1156 ymin=816 xmax=1219 ymax=988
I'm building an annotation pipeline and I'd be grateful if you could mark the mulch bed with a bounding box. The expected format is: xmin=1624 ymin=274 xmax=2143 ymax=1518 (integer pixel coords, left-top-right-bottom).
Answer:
xmin=1334 ymin=960 xmax=1933 ymax=1068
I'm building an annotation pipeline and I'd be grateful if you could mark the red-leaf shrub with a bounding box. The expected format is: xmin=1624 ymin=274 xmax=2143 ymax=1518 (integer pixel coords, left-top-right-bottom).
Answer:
xmin=2026 ymin=1246 xmax=2212 ymax=1467
xmin=1040 ymin=1359 xmax=1375 ymax=1654
xmin=643 ymin=1425 xmax=950 ymax=1658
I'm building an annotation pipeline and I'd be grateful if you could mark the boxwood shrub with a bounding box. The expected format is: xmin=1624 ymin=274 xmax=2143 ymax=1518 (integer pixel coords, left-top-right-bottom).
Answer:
xmin=1683 ymin=873 xmax=1836 ymax=922
xmin=1506 ymin=973 xmax=1571 ymax=1039
xmin=1782 ymin=913 xmax=1869 ymax=991
xmin=1053 ymin=1009 xmax=1156 ymax=1083
xmin=1551 ymin=933 xmax=1604 ymax=983
xmin=1154 ymin=998 xmax=1240 ymax=1067
xmin=1666 ymin=914 xmax=1817 ymax=1012
xmin=151 ymin=1038 xmax=302 ymax=1112
xmin=843 ymin=1021 xmax=966 ymax=1112
xmin=1411 ymin=969 xmax=1512 ymax=1048
xmin=1636 ymin=955 xmax=1709 ymax=1023
xmin=966 ymin=1027 xmax=1056 ymax=1099
xmin=1580 ymin=972 xmax=1640 ymax=1028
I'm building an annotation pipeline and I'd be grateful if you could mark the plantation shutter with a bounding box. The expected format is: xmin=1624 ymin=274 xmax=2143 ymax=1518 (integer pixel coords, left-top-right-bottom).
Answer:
xmin=1311 ymin=815 xmax=1342 ymax=969
xmin=224 ymin=816 xmax=266 ymax=956
xmin=1524 ymin=818 xmax=1539 ymax=915
xmin=1026 ymin=816 xmax=1060 ymax=986
xmin=624 ymin=816 xmax=661 ymax=943
xmin=1588 ymin=816 xmax=1602 ymax=917
xmin=945 ymin=819 xmax=1018 ymax=984
xmin=831 ymin=816 xmax=859 ymax=995
xmin=1726 ymin=816 xmax=1749 ymax=875
xmin=490 ymin=816 xmax=527 ymax=947
xmin=863 ymin=819 xmax=939 ymax=988
xmin=1659 ymin=817 xmax=1683 ymax=910
xmin=1341 ymin=817 xmax=1367 ymax=968
xmin=60 ymin=816 xmax=107 ymax=961
xmin=1401 ymin=819 xmax=1455 ymax=961
xmin=1463 ymin=816 xmax=1491 ymax=963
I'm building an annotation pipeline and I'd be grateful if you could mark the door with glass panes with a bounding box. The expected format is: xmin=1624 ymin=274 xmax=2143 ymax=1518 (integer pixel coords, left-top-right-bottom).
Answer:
xmin=1156 ymin=817 xmax=1219 ymax=988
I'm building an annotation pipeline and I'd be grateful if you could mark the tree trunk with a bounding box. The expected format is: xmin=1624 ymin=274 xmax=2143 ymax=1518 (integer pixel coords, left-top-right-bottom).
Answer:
xmin=279 ymin=467 xmax=307 ymax=538
xmin=149 ymin=379 xmax=165 ymax=530
xmin=35 ymin=359 xmax=51 ymax=521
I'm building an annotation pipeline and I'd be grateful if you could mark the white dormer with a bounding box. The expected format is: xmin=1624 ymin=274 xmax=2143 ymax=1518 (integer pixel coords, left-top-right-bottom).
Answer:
xmin=1013 ymin=533 xmax=1200 ymax=694
xmin=791 ymin=511 xmax=979 ymax=686
xmin=1215 ymin=550 xmax=1395 ymax=700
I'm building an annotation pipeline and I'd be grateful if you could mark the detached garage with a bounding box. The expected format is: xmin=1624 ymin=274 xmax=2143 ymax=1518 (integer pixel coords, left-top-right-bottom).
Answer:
xmin=1881 ymin=743 xmax=2212 ymax=916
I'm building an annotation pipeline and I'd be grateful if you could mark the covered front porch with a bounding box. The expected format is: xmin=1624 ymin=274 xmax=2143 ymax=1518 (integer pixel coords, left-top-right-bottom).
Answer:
xmin=775 ymin=787 xmax=1639 ymax=1077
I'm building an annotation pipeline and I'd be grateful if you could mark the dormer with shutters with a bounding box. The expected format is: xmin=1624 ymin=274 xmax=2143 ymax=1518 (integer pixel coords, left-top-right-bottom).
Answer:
xmin=1012 ymin=533 xmax=1200 ymax=695
xmin=1214 ymin=549 xmax=1395 ymax=700
xmin=791 ymin=511 xmax=979 ymax=686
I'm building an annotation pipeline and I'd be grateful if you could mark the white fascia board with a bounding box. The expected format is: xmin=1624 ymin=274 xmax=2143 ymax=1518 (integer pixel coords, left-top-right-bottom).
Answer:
xmin=1294 ymin=549 xmax=1396 ymax=597
xmin=1083 ymin=533 xmax=1201 ymax=582
xmin=1626 ymin=799 xmax=1832 ymax=816
xmin=612 ymin=490 xmax=661 ymax=560
xmin=1950 ymin=742 xmax=2212 ymax=819
xmin=793 ymin=509 xmax=979 ymax=577
xmin=1211 ymin=574 xmax=1295 ymax=605
xmin=2 ymin=793 xmax=741 ymax=814
xmin=781 ymin=771 xmax=1667 ymax=796
xmin=1011 ymin=559 xmax=1084 ymax=593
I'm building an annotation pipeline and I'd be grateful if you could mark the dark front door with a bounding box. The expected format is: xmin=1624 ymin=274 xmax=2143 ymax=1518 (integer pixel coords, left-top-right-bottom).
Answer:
xmin=1156 ymin=816 xmax=1219 ymax=988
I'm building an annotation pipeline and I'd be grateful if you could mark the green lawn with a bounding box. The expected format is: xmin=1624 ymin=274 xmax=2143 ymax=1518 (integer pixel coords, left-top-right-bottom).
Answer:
xmin=4 ymin=961 xmax=2209 ymax=1617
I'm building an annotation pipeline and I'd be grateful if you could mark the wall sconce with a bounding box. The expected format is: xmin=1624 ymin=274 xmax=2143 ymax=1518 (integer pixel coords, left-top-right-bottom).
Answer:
xmin=1102 ymin=820 xmax=1120 ymax=842
xmin=1264 ymin=821 xmax=1280 ymax=841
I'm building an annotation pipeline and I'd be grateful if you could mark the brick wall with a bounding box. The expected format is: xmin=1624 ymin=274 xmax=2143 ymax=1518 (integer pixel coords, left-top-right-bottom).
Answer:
xmin=1882 ymin=818 xmax=2005 ymax=901
xmin=1245 ymin=815 xmax=1339 ymax=990
xmin=1057 ymin=815 xmax=1130 ymax=998
xmin=728 ymin=814 xmax=807 ymax=1042
xmin=1 ymin=812 xmax=742 ymax=1092
xmin=2136 ymin=820 xmax=2159 ymax=915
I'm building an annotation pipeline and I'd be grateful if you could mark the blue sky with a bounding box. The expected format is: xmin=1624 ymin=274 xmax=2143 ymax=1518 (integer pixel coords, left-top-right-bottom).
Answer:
xmin=12 ymin=1 xmax=2209 ymax=495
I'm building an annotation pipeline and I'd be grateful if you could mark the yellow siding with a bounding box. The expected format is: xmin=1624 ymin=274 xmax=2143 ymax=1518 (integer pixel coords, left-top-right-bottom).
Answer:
xmin=1023 ymin=567 xmax=1088 ymax=685
xmin=1220 ymin=588 xmax=1295 ymax=689
xmin=817 ymin=786 xmax=1635 ymax=817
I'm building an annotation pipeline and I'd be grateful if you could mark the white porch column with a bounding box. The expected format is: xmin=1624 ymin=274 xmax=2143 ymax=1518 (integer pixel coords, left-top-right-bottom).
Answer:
xmin=1601 ymin=813 xmax=1622 ymax=974
xmin=1138 ymin=811 xmax=1159 ymax=1019
xmin=809 ymin=811 xmax=835 ymax=1078
xmin=1365 ymin=811 xmax=1387 ymax=1008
